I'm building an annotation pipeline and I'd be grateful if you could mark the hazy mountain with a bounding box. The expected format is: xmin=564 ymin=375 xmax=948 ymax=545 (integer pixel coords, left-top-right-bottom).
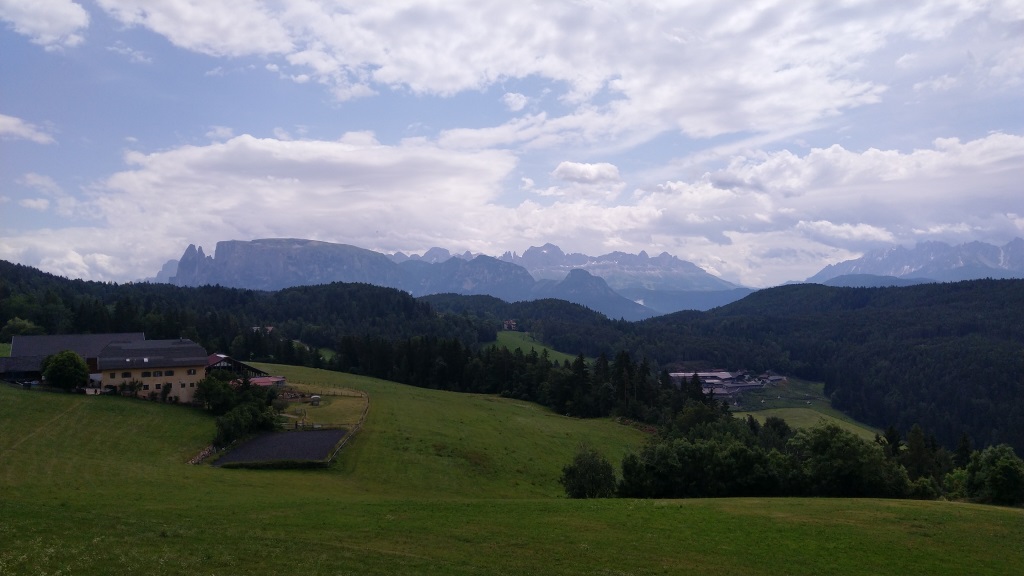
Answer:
xmin=807 ymin=238 xmax=1024 ymax=283
xmin=171 ymin=239 xmax=404 ymax=291
xmin=821 ymin=274 xmax=932 ymax=288
xmin=400 ymin=255 xmax=537 ymax=303
xmin=535 ymin=269 xmax=657 ymax=320
xmin=164 ymin=238 xmax=657 ymax=319
xmin=501 ymin=243 xmax=739 ymax=291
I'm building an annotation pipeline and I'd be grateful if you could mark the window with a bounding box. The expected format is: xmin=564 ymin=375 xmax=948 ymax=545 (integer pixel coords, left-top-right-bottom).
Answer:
xmin=154 ymin=371 xmax=163 ymax=377
xmin=189 ymin=382 xmax=195 ymax=388
xmin=165 ymin=370 xmax=174 ymax=376
xmin=142 ymin=384 xmax=149 ymax=390
xmin=109 ymin=372 xmax=116 ymax=379
xmin=187 ymin=369 xmax=197 ymax=375
xmin=155 ymin=383 xmax=161 ymax=390
xmin=180 ymin=383 xmax=185 ymax=388
xmin=121 ymin=372 xmax=131 ymax=378
xmin=141 ymin=371 xmax=152 ymax=378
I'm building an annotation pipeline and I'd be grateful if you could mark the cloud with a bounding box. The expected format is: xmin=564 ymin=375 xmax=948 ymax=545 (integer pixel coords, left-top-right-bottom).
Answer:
xmin=0 ymin=113 xmax=55 ymax=144
xmin=85 ymin=2 xmax=1024 ymax=150
xmin=627 ymin=132 xmax=1024 ymax=283
xmin=19 ymin=198 xmax=51 ymax=211
xmin=4 ymin=131 xmax=1022 ymax=287
xmin=5 ymin=134 xmax=517 ymax=281
xmin=501 ymin=92 xmax=528 ymax=112
xmin=96 ymin=0 xmax=293 ymax=57
xmin=107 ymin=40 xmax=151 ymax=63
xmin=205 ymin=125 xmax=234 ymax=140
xmin=17 ymin=172 xmax=63 ymax=195
xmin=0 ymin=0 xmax=88 ymax=49
xmin=552 ymin=161 xmax=620 ymax=184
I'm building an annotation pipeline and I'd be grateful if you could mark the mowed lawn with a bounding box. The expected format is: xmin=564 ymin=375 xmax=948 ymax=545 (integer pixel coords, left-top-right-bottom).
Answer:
xmin=2 ymin=368 xmax=1023 ymax=576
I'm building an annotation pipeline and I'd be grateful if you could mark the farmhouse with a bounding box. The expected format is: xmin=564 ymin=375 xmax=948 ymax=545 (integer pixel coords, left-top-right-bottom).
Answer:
xmin=98 ymin=339 xmax=209 ymax=403
xmin=0 ymin=333 xmax=146 ymax=382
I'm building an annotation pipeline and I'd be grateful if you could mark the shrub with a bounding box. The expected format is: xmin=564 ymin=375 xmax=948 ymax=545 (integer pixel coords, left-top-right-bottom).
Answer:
xmin=560 ymin=443 xmax=616 ymax=499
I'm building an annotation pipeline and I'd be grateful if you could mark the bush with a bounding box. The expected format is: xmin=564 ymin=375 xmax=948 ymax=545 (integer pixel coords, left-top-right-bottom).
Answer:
xmin=966 ymin=445 xmax=1024 ymax=506
xmin=41 ymin=350 xmax=88 ymax=391
xmin=560 ymin=444 xmax=616 ymax=499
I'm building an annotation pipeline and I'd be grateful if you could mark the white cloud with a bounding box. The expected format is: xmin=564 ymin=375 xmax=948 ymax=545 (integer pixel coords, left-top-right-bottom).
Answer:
xmin=19 ymin=198 xmax=51 ymax=211
xmin=501 ymin=92 xmax=528 ymax=112
xmin=0 ymin=113 xmax=55 ymax=144
xmin=552 ymin=161 xmax=620 ymax=184
xmin=96 ymin=0 xmax=293 ymax=57
xmin=0 ymin=0 xmax=88 ymax=49
xmin=17 ymin=172 xmax=63 ymax=195
xmin=914 ymin=74 xmax=959 ymax=93
xmin=205 ymin=125 xmax=234 ymax=140
xmin=107 ymin=40 xmax=151 ymax=63
xmin=85 ymin=2 xmax=1024 ymax=150
xmin=7 ymin=134 xmax=518 ymax=280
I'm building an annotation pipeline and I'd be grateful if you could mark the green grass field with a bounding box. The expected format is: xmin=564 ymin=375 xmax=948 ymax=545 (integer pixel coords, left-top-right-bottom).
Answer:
xmin=2 ymin=367 xmax=1023 ymax=575
xmin=493 ymin=331 xmax=580 ymax=364
xmin=733 ymin=377 xmax=880 ymax=440
xmin=0 ymin=342 xmax=10 ymax=357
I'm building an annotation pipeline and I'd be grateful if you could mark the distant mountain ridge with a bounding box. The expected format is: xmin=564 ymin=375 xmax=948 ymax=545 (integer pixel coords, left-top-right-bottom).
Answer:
xmin=807 ymin=238 xmax=1024 ymax=283
xmin=166 ymin=239 xmax=663 ymax=320
xmin=498 ymin=242 xmax=739 ymax=291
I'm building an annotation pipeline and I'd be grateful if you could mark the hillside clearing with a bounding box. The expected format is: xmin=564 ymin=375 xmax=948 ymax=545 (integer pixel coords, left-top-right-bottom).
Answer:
xmin=493 ymin=330 xmax=580 ymax=364
xmin=2 ymin=368 xmax=1022 ymax=575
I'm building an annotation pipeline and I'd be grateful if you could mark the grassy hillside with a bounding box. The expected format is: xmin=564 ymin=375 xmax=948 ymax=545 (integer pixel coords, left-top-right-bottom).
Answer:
xmin=734 ymin=377 xmax=879 ymax=441
xmin=493 ymin=330 xmax=579 ymax=364
xmin=2 ymin=369 xmax=1023 ymax=575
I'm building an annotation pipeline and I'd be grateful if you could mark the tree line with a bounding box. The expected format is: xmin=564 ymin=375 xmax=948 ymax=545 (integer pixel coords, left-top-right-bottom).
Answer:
xmin=561 ymin=392 xmax=1024 ymax=506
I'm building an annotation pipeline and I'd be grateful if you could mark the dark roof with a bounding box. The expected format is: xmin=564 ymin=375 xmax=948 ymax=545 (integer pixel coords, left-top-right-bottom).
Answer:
xmin=206 ymin=353 xmax=269 ymax=377
xmin=10 ymin=333 xmax=146 ymax=359
xmin=0 ymin=356 xmax=45 ymax=374
xmin=97 ymin=339 xmax=208 ymax=370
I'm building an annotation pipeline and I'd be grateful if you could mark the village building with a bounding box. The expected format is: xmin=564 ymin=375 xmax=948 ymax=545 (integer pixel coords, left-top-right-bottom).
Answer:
xmin=97 ymin=339 xmax=209 ymax=403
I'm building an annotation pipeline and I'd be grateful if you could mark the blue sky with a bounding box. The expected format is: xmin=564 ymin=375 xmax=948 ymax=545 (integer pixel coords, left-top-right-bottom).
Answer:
xmin=2 ymin=1 xmax=1023 ymax=287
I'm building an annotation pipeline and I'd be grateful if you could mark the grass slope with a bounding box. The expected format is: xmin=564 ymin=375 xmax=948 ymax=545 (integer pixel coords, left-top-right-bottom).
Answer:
xmin=493 ymin=331 xmax=580 ymax=364
xmin=734 ymin=377 xmax=879 ymax=441
xmin=2 ymin=369 xmax=1022 ymax=575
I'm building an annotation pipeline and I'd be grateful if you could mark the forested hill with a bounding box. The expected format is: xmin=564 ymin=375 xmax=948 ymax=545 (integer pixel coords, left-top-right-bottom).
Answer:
xmin=3 ymin=259 xmax=1023 ymax=453
xmin=632 ymin=280 xmax=1024 ymax=451
xmin=0 ymin=260 xmax=491 ymax=359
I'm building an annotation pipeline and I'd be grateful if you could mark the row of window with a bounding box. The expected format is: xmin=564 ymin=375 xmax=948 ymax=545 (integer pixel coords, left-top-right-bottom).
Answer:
xmin=107 ymin=368 xmax=198 ymax=379
xmin=140 ymin=382 xmax=197 ymax=391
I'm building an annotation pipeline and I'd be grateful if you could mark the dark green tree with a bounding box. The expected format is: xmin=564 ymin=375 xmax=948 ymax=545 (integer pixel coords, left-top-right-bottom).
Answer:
xmin=41 ymin=350 xmax=88 ymax=391
xmin=965 ymin=444 xmax=1024 ymax=506
xmin=0 ymin=316 xmax=45 ymax=342
xmin=560 ymin=443 xmax=616 ymax=498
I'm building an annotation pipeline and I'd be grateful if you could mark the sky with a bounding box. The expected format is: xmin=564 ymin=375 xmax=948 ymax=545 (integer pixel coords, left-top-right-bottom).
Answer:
xmin=1 ymin=1 xmax=1023 ymax=288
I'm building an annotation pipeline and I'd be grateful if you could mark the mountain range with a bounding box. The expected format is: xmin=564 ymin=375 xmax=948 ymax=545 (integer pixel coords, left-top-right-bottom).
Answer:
xmin=807 ymin=238 xmax=1024 ymax=284
xmin=156 ymin=237 xmax=1024 ymax=319
xmin=162 ymin=239 xmax=674 ymax=321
